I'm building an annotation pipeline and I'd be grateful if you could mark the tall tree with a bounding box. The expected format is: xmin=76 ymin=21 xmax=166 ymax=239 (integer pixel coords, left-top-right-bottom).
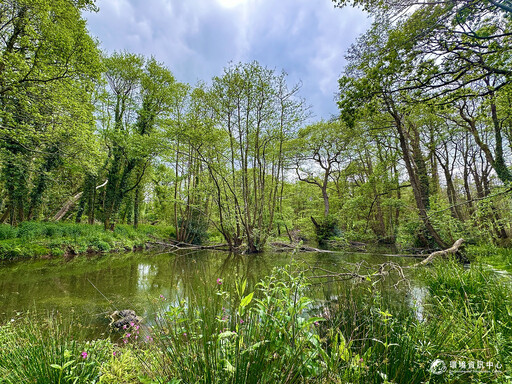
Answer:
xmin=0 ymin=0 xmax=101 ymax=224
xmin=99 ymin=53 xmax=182 ymax=230
xmin=198 ymin=62 xmax=307 ymax=253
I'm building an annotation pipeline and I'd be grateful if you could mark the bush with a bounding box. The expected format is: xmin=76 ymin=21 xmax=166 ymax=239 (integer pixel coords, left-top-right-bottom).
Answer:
xmin=0 ymin=224 xmax=17 ymax=240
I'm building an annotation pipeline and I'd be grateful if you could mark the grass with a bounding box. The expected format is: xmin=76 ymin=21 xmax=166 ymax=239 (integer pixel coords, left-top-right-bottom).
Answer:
xmin=0 ymin=258 xmax=511 ymax=383
xmin=0 ymin=313 xmax=113 ymax=384
xmin=0 ymin=222 xmax=175 ymax=260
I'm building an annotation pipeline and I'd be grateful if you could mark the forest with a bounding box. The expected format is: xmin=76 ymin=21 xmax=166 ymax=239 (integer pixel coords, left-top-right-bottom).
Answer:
xmin=1 ymin=1 xmax=512 ymax=383
xmin=0 ymin=0 xmax=511 ymax=255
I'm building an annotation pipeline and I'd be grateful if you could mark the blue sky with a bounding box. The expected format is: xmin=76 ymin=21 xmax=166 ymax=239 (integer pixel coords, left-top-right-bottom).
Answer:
xmin=84 ymin=0 xmax=370 ymax=120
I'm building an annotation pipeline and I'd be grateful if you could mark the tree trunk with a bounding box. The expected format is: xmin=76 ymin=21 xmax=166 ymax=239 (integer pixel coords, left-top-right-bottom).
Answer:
xmin=386 ymin=97 xmax=448 ymax=248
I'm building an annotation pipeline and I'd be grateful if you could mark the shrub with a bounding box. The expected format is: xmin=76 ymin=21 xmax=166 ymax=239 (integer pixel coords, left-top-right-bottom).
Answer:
xmin=0 ymin=224 xmax=17 ymax=240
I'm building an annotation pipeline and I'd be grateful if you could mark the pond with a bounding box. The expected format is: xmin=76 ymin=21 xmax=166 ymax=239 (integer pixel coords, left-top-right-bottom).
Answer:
xmin=0 ymin=248 xmax=425 ymax=338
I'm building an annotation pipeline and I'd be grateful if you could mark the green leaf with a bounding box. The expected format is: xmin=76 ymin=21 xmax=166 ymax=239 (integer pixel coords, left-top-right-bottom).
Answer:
xmin=218 ymin=331 xmax=237 ymax=339
xmin=240 ymin=292 xmax=254 ymax=308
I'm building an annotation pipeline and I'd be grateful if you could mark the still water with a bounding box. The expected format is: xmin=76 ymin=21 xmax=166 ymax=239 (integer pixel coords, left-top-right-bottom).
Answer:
xmin=0 ymin=249 xmax=423 ymax=337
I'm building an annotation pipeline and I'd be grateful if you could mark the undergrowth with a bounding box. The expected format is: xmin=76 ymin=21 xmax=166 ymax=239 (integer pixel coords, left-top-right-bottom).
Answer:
xmin=0 ymin=259 xmax=511 ymax=383
xmin=0 ymin=222 xmax=175 ymax=260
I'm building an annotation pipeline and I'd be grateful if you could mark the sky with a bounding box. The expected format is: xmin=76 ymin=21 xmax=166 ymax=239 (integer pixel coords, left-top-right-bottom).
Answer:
xmin=84 ymin=0 xmax=371 ymax=121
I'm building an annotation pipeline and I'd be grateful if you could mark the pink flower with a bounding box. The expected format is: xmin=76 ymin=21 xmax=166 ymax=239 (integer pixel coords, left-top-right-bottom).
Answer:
xmin=126 ymin=333 xmax=131 ymax=338
xmin=122 ymin=324 xmax=127 ymax=330
xmin=240 ymin=319 xmax=244 ymax=324
xmin=81 ymin=351 xmax=88 ymax=359
xmin=113 ymin=351 xmax=117 ymax=356
xmin=130 ymin=322 xmax=135 ymax=327
xmin=216 ymin=278 xmax=222 ymax=285
xmin=160 ymin=294 xmax=165 ymax=300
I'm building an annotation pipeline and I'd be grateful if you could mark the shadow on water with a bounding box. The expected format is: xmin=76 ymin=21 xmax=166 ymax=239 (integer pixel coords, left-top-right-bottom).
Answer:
xmin=0 ymin=248 xmax=426 ymax=338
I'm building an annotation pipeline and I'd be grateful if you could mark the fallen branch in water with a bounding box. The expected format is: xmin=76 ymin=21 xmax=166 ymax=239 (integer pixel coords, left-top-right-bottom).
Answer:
xmin=310 ymin=261 xmax=409 ymax=289
xmin=309 ymin=239 xmax=465 ymax=289
xmin=407 ymin=238 xmax=464 ymax=268
xmin=270 ymin=242 xmax=334 ymax=253
xmin=146 ymin=239 xmax=230 ymax=252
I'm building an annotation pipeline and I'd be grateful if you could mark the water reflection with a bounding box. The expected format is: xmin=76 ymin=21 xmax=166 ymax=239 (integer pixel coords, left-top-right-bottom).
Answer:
xmin=0 ymin=249 xmax=421 ymax=337
xmin=137 ymin=264 xmax=157 ymax=292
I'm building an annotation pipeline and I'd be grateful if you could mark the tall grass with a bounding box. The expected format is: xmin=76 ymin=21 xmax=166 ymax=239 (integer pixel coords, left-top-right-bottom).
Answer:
xmin=141 ymin=267 xmax=330 ymax=383
xmin=0 ymin=314 xmax=112 ymax=384
xmin=1 ymin=261 xmax=510 ymax=383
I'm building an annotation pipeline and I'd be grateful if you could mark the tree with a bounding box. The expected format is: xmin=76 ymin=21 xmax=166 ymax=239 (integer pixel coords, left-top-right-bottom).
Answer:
xmin=198 ymin=62 xmax=308 ymax=253
xmin=0 ymin=0 xmax=101 ymax=224
xmin=98 ymin=53 xmax=182 ymax=230
xmin=292 ymin=120 xmax=350 ymax=218
xmin=339 ymin=22 xmax=450 ymax=248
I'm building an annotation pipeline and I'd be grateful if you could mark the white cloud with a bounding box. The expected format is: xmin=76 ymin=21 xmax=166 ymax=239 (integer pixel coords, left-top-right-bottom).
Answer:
xmin=84 ymin=0 xmax=371 ymax=120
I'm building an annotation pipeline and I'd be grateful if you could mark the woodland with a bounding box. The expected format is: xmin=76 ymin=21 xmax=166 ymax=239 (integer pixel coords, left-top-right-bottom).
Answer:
xmin=2 ymin=2 xmax=512 ymax=383
xmin=1 ymin=0 xmax=512 ymax=254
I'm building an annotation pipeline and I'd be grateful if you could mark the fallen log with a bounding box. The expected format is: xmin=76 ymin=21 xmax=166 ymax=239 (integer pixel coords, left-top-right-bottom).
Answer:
xmin=309 ymin=239 xmax=465 ymax=289
xmin=146 ymin=240 xmax=230 ymax=251
xmin=270 ymin=242 xmax=334 ymax=253
xmin=53 ymin=179 xmax=108 ymax=221
xmin=408 ymin=238 xmax=464 ymax=268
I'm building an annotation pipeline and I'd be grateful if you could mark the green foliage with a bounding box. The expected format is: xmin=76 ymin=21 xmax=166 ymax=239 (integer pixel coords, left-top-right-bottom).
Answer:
xmin=99 ymin=349 xmax=148 ymax=384
xmin=0 ymin=222 xmax=175 ymax=260
xmin=0 ymin=225 xmax=16 ymax=240
xmin=0 ymin=314 xmax=112 ymax=384
xmin=314 ymin=216 xmax=342 ymax=245
xmin=143 ymin=267 xmax=331 ymax=383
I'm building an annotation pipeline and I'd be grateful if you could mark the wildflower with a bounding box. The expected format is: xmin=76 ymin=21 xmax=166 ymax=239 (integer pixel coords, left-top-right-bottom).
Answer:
xmin=146 ymin=335 xmax=153 ymax=342
xmin=122 ymin=324 xmax=127 ymax=330
xmin=113 ymin=351 xmax=117 ymax=356
xmin=126 ymin=333 xmax=131 ymax=338
xmin=160 ymin=294 xmax=165 ymax=300
xmin=123 ymin=339 xmax=128 ymax=344
xmin=81 ymin=351 xmax=88 ymax=359
xmin=240 ymin=319 xmax=244 ymax=324
xmin=314 ymin=321 xmax=319 ymax=326
xmin=183 ymin=332 xmax=187 ymax=337
xmin=216 ymin=278 xmax=222 ymax=285
xmin=130 ymin=322 xmax=135 ymax=327
xmin=134 ymin=325 xmax=140 ymax=331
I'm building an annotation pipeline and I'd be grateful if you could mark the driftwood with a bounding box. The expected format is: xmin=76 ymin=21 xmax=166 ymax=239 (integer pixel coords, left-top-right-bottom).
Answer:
xmin=53 ymin=179 xmax=108 ymax=221
xmin=311 ymin=261 xmax=410 ymax=289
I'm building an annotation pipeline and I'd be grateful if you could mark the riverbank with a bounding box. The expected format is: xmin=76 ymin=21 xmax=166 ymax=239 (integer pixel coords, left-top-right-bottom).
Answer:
xmin=0 ymin=222 xmax=175 ymax=260
xmin=0 ymin=260 xmax=510 ymax=383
